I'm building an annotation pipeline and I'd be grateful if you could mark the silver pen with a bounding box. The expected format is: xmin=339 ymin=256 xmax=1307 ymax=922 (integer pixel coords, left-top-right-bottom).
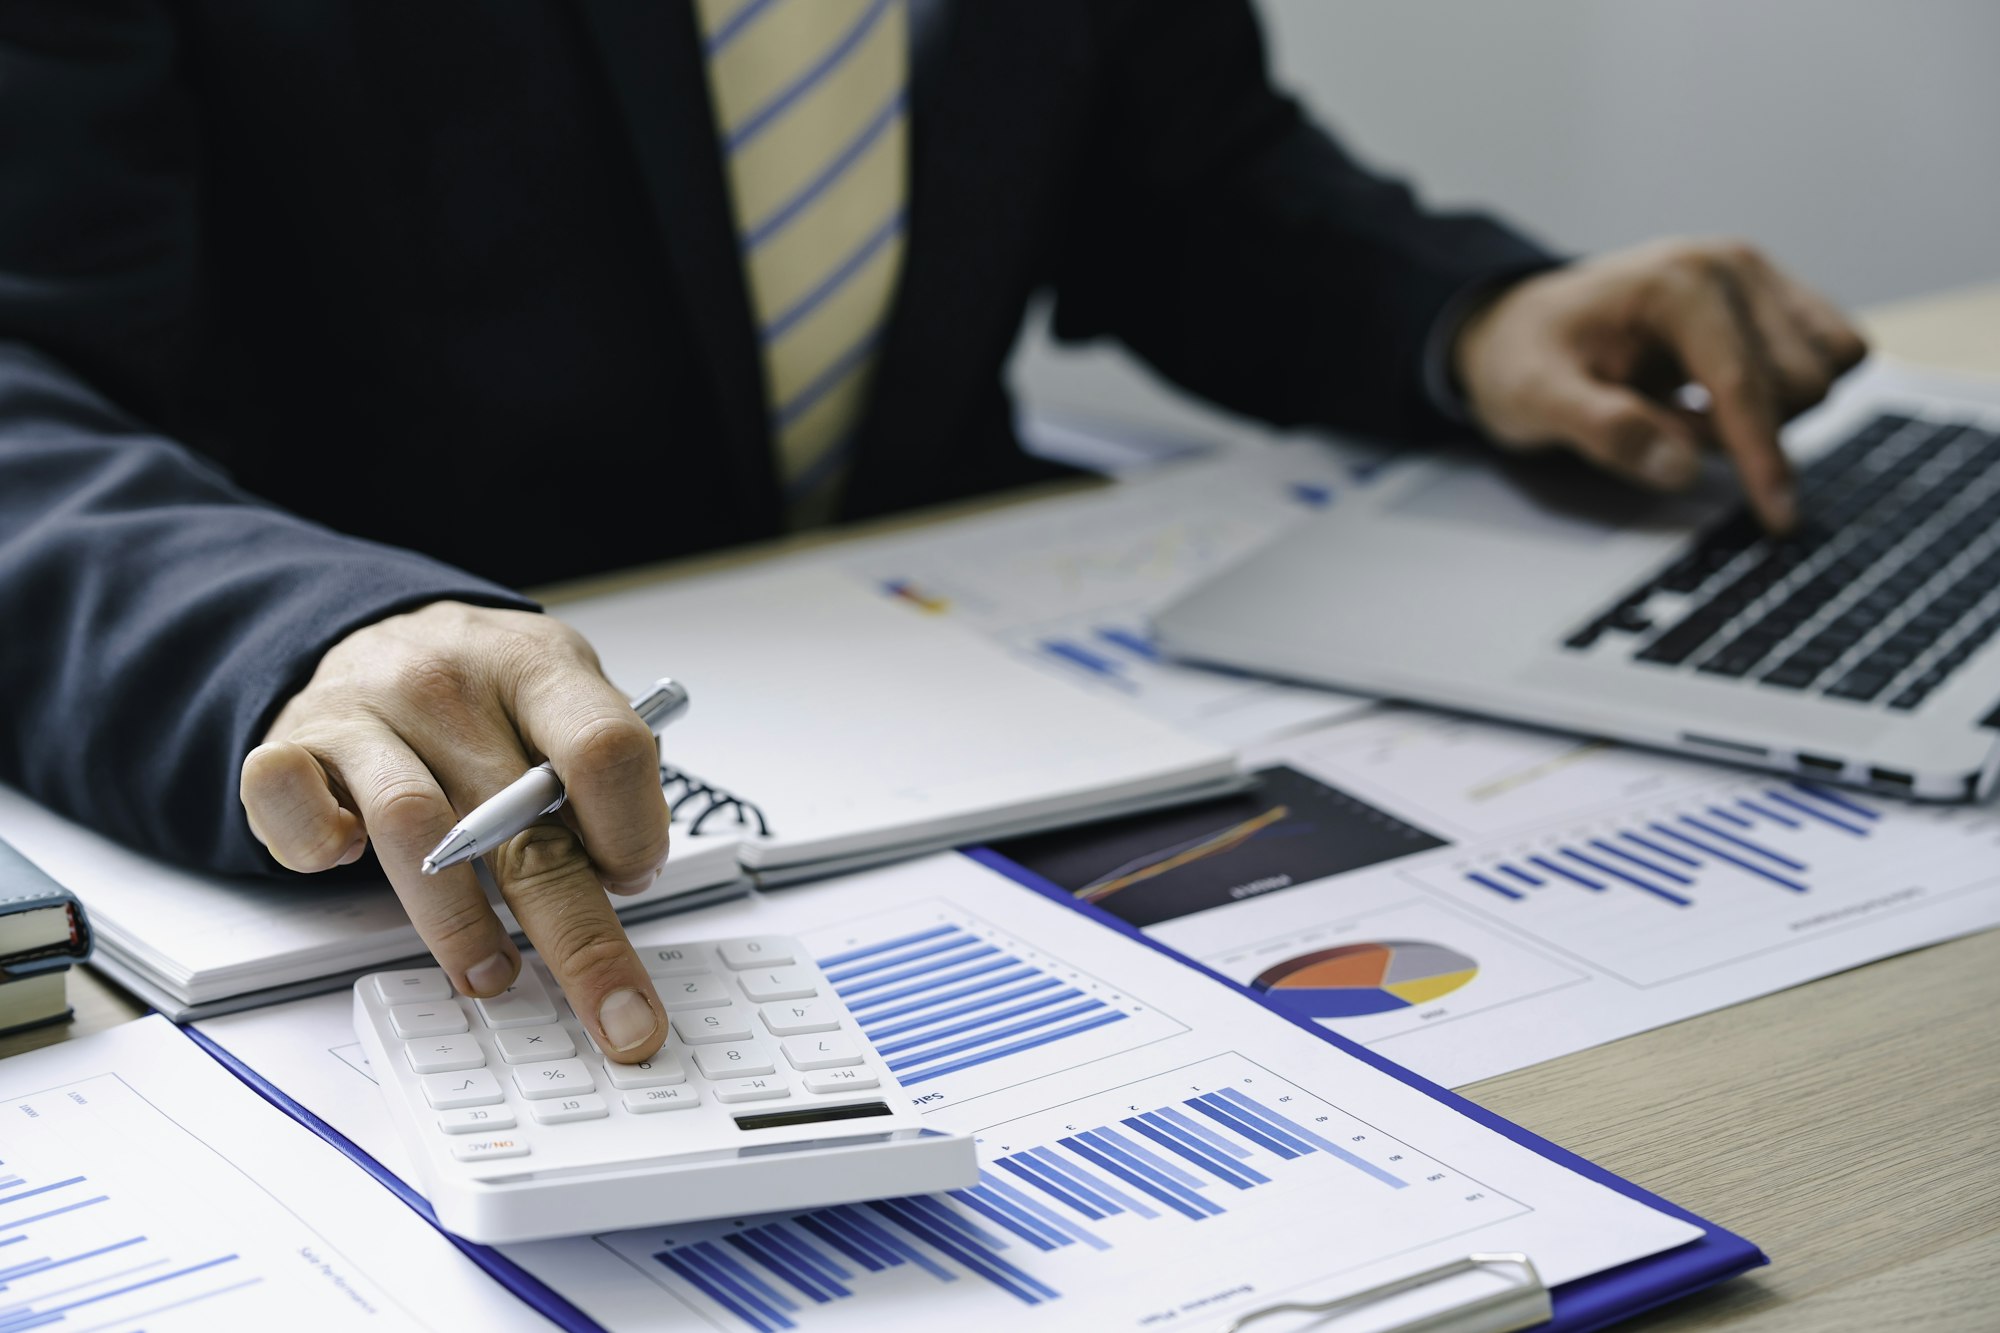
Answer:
xmin=420 ymin=678 xmax=691 ymax=875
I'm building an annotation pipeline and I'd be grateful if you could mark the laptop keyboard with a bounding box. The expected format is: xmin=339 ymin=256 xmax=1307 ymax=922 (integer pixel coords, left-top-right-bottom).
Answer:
xmin=1565 ymin=413 xmax=2000 ymax=710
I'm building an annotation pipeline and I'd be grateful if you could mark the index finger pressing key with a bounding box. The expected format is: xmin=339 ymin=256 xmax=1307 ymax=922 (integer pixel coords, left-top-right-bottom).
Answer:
xmin=1659 ymin=265 xmax=1796 ymax=530
xmin=488 ymin=821 xmax=668 ymax=1061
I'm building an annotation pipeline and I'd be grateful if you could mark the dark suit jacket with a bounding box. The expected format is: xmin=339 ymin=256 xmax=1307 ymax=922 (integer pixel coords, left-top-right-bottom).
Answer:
xmin=0 ymin=0 xmax=1550 ymax=874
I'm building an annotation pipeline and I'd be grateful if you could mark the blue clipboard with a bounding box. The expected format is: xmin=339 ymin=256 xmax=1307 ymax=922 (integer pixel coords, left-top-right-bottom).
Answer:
xmin=964 ymin=846 xmax=1767 ymax=1333
xmin=180 ymin=845 xmax=1767 ymax=1333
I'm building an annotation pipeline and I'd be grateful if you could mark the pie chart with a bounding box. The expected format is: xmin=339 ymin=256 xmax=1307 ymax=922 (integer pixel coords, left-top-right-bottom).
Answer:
xmin=1250 ymin=941 xmax=1478 ymax=1018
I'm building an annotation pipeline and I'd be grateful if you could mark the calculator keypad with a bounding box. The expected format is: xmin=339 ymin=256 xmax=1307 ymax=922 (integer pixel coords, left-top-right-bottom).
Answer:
xmin=512 ymin=1059 xmax=594 ymax=1099
xmin=391 ymin=1002 xmax=468 ymax=1039
xmin=657 ymin=974 xmax=732 ymax=1009
xmin=423 ymin=1069 xmax=503 ymax=1109
xmin=496 ymin=1024 xmax=575 ymax=1064
xmin=674 ymin=1006 xmax=754 ymax=1044
xmin=359 ymin=936 xmax=902 ymax=1180
xmin=760 ymin=1001 xmax=839 ymax=1035
xmin=405 ymin=1035 xmax=484 ymax=1074
xmin=692 ymin=1043 xmax=776 ymax=1078
xmin=474 ymin=970 xmax=559 ymax=1028
xmin=602 ymin=1054 xmax=686 ymax=1089
xmin=737 ymin=966 xmax=818 ymax=1002
xmin=713 ymin=1076 xmax=789 ymax=1103
xmin=624 ymin=1086 xmax=700 ymax=1113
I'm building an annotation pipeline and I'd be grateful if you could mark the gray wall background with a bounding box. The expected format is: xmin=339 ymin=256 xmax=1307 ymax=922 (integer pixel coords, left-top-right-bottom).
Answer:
xmin=1011 ymin=0 xmax=2000 ymax=441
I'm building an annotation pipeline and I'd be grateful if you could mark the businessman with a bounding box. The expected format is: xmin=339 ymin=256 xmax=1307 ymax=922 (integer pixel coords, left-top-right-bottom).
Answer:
xmin=0 ymin=1 xmax=1863 ymax=1061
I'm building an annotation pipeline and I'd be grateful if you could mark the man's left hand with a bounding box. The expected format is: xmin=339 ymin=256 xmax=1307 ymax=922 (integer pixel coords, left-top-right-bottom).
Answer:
xmin=1451 ymin=239 xmax=1868 ymax=533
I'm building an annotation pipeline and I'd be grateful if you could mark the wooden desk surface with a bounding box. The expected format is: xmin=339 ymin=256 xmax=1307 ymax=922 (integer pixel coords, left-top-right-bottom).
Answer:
xmin=8 ymin=282 xmax=1998 ymax=1330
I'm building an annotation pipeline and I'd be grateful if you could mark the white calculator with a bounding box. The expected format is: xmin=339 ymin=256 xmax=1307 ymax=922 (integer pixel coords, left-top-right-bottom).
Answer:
xmin=352 ymin=935 xmax=978 ymax=1243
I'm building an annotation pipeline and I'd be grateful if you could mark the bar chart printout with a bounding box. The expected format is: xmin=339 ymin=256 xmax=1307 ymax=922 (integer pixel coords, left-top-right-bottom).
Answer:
xmin=803 ymin=904 xmax=1187 ymax=1102
xmin=1414 ymin=776 xmax=1998 ymax=986
xmin=603 ymin=1054 xmax=1528 ymax=1332
xmin=0 ymin=1071 xmax=408 ymax=1331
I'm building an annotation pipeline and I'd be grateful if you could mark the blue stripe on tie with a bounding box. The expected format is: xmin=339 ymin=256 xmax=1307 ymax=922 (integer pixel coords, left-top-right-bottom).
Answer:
xmin=763 ymin=207 xmax=905 ymax=344
xmin=704 ymin=0 xmax=786 ymax=54
xmin=725 ymin=0 xmax=894 ymax=151
xmin=744 ymin=89 xmax=907 ymax=251
xmin=777 ymin=326 xmax=885 ymax=429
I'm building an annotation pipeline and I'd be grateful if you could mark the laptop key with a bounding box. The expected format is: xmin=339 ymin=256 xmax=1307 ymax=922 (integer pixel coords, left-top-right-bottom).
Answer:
xmin=1826 ymin=670 xmax=1894 ymax=702
xmin=1761 ymin=661 xmax=1824 ymax=690
xmin=1697 ymin=643 xmax=1778 ymax=678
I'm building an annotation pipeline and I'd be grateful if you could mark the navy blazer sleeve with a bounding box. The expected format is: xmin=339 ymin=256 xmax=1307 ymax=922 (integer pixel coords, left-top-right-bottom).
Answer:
xmin=0 ymin=4 xmax=534 ymax=875
xmin=1050 ymin=0 xmax=1557 ymax=442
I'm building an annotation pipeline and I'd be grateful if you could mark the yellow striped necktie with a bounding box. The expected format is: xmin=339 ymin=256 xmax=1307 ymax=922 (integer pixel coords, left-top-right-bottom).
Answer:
xmin=693 ymin=0 xmax=910 ymax=525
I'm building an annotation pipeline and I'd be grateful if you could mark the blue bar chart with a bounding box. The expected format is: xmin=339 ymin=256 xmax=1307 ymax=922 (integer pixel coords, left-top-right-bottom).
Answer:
xmin=0 ymin=1075 xmax=307 ymax=1332
xmin=806 ymin=906 xmax=1186 ymax=1101
xmin=1412 ymin=777 xmax=1959 ymax=985
xmin=1454 ymin=780 xmax=1875 ymax=908
xmin=0 ymin=1154 xmax=257 ymax=1332
xmin=608 ymin=1055 xmax=1523 ymax=1332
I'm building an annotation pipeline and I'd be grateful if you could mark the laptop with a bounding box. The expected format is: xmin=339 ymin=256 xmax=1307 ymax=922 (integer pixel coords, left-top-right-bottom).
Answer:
xmin=1153 ymin=361 xmax=2000 ymax=801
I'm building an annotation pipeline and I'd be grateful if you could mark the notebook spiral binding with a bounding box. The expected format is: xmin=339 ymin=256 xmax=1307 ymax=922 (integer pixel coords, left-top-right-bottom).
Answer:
xmin=659 ymin=763 xmax=771 ymax=838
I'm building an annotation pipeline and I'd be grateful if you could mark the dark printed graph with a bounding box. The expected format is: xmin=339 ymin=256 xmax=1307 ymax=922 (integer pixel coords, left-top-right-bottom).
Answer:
xmin=990 ymin=765 xmax=1449 ymax=927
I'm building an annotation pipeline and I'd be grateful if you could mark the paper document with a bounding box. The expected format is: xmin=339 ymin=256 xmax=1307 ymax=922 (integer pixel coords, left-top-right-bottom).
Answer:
xmin=829 ymin=446 xmax=1381 ymax=748
xmin=200 ymin=853 xmax=1701 ymax=1333
xmin=0 ymin=1016 xmax=541 ymax=1331
xmin=992 ymin=707 xmax=2000 ymax=1087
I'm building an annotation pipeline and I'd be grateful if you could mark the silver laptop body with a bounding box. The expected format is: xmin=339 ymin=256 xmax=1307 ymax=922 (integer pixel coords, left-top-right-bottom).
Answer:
xmin=1154 ymin=362 xmax=2000 ymax=801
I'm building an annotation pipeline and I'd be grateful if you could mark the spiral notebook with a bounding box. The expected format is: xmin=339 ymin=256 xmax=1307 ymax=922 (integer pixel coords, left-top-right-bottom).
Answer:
xmin=551 ymin=564 xmax=1244 ymax=882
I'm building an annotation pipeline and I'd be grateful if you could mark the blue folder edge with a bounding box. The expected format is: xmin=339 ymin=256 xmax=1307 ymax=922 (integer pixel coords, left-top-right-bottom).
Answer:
xmin=173 ymin=843 xmax=1769 ymax=1333
xmin=180 ymin=1023 xmax=602 ymax=1333
xmin=964 ymin=846 xmax=1768 ymax=1333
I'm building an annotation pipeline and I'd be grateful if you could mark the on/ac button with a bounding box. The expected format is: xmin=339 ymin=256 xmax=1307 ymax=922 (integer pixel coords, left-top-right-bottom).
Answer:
xmin=452 ymin=1136 xmax=529 ymax=1162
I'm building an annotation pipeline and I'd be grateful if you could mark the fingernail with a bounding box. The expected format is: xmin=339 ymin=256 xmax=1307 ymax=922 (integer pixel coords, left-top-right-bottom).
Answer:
xmin=465 ymin=952 xmax=516 ymax=996
xmin=599 ymin=989 xmax=658 ymax=1051
xmin=606 ymin=866 xmax=665 ymax=897
xmin=335 ymin=835 xmax=367 ymax=866
xmin=1767 ymin=487 xmax=1797 ymax=532
xmin=1641 ymin=439 xmax=1696 ymax=489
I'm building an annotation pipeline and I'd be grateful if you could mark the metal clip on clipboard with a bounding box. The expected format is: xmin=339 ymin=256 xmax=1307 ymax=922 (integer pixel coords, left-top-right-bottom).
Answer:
xmin=1221 ymin=1253 xmax=1551 ymax=1333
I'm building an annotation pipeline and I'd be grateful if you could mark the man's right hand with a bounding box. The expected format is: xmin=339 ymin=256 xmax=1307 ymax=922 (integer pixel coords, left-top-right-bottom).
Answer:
xmin=239 ymin=601 xmax=672 ymax=1062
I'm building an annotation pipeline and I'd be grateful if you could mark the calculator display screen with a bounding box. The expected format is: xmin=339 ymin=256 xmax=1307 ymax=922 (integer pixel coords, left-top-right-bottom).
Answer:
xmin=732 ymin=1101 xmax=894 ymax=1133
